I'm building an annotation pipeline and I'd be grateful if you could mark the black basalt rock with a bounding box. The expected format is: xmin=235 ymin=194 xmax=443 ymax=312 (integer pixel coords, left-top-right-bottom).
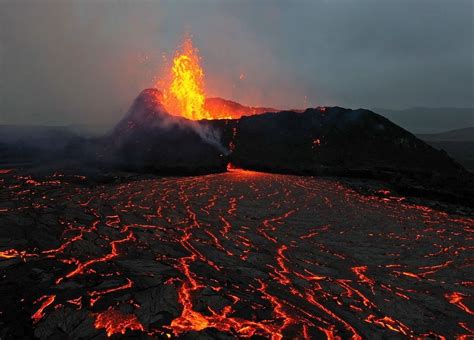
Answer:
xmin=106 ymin=90 xmax=473 ymax=204
xmin=224 ymin=107 xmax=474 ymax=204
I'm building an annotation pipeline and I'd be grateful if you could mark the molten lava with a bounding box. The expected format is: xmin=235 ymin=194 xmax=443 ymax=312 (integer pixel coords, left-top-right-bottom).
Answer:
xmin=94 ymin=307 xmax=144 ymax=336
xmin=161 ymin=37 xmax=212 ymax=120
xmin=1 ymin=169 xmax=472 ymax=338
xmin=159 ymin=36 xmax=277 ymax=120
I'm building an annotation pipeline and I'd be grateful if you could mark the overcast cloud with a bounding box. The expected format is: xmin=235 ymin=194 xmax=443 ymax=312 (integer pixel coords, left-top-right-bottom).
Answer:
xmin=0 ymin=0 xmax=472 ymax=126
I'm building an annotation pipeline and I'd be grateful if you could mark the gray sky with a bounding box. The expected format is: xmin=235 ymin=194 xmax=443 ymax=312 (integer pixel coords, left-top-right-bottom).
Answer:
xmin=0 ymin=0 xmax=472 ymax=126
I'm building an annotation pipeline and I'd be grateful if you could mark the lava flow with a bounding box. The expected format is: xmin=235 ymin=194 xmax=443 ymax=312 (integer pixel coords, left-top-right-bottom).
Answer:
xmin=0 ymin=169 xmax=473 ymax=338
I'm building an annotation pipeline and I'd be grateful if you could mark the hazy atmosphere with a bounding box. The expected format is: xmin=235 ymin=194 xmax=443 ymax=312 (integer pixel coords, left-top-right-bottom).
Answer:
xmin=1 ymin=2 xmax=474 ymax=339
xmin=1 ymin=0 xmax=473 ymax=127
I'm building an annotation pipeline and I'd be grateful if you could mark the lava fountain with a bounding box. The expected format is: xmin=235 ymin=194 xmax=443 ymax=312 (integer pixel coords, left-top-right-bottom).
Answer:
xmin=158 ymin=36 xmax=277 ymax=121
xmin=161 ymin=36 xmax=213 ymax=120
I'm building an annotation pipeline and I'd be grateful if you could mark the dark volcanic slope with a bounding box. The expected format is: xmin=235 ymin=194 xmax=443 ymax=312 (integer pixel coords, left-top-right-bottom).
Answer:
xmin=0 ymin=169 xmax=472 ymax=339
xmin=106 ymin=89 xmax=227 ymax=175
xmin=230 ymin=107 xmax=462 ymax=175
xmin=225 ymin=108 xmax=474 ymax=204
xmin=107 ymin=89 xmax=473 ymax=203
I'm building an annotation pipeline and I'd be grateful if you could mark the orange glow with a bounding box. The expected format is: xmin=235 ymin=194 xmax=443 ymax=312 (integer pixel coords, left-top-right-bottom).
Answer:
xmin=364 ymin=314 xmax=411 ymax=335
xmin=89 ymin=278 xmax=133 ymax=297
xmin=226 ymin=164 xmax=262 ymax=176
xmin=0 ymin=248 xmax=35 ymax=259
xmin=94 ymin=307 xmax=144 ymax=337
xmin=3 ymin=168 xmax=470 ymax=338
xmin=0 ymin=249 xmax=22 ymax=259
xmin=162 ymin=36 xmax=212 ymax=120
xmin=160 ymin=36 xmax=277 ymax=120
xmin=445 ymin=292 xmax=474 ymax=315
xmin=32 ymin=295 xmax=56 ymax=324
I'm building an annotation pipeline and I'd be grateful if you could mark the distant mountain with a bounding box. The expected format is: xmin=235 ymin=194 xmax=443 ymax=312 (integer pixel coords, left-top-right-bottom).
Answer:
xmin=373 ymin=107 xmax=474 ymax=134
xmin=0 ymin=124 xmax=76 ymax=143
xmin=417 ymin=127 xmax=474 ymax=172
xmin=417 ymin=127 xmax=474 ymax=142
xmin=0 ymin=124 xmax=84 ymax=154
xmin=0 ymin=124 xmax=88 ymax=166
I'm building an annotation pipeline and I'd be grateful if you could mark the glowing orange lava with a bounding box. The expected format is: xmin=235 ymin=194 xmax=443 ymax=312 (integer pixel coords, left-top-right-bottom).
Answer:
xmin=1 ymin=170 xmax=471 ymax=338
xmin=159 ymin=37 xmax=276 ymax=120
xmin=161 ymin=37 xmax=213 ymax=120
xmin=445 ymin=292 xmax=474 ymax=315
xmin=94 ymin=307 xmax=144 ymax=337
xmin=31 ymin=295 xmax=56 ymax=324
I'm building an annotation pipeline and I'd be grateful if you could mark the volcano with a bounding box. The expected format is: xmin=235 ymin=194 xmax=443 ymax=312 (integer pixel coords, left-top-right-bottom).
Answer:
xmin=2 ymin=65 xmax=473 ymax=340
xmin=2 ymin=21 xmax=473 ymax=340
xmin=106 ymin=88 xmax=474 ymax=205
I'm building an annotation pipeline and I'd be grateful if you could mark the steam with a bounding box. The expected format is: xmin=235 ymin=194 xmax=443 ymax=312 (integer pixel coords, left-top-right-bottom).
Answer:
xmin=152 ymin=103 xmax=230 ymax=156
xmin=113 ymin=88 xmax=229 ymax=155
xmin=190 ymin=121 xmax=229 ymax=155
xmin=154 ymin=106 xmax=229 ymax=155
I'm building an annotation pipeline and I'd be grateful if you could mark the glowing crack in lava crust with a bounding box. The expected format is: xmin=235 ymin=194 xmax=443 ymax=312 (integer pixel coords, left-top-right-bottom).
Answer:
xmin=0 ymin=169 xmax=473 ymax=338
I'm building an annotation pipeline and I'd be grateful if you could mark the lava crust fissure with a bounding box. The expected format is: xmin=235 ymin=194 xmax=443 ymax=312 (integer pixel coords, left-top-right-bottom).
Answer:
xmin=0 ymin=169 xmax=472 ymax=338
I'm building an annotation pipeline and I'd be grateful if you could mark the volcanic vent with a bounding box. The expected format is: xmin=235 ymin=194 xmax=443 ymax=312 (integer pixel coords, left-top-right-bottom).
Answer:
xmin=106 ymin=36 xmax=473 ymax=203
xmin=157 ymin=36 xmax=277 ymax=120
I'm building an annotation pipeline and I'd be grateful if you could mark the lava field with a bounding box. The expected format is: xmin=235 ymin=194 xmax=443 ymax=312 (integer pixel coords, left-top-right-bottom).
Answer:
xmin=0 ymin=168 xmax=472 ymax=339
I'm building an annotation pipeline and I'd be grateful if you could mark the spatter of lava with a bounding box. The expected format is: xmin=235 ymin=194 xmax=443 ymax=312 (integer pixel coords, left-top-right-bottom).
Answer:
xmin=160 ymin=36 xmax=214 ymax=120
xmin=94 ymin=307 xmax=144 ymax=337
xmin=0 ymin=169 xmax=473 ymax=338
xmin=158 ymin=36 xmax=272 ymax=120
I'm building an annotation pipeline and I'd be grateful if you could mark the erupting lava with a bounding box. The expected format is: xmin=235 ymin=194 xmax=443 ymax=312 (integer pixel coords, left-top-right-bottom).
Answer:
xmin=159 ymin=36 xmax=277 ymax=120
xmin=161 ymin=36 xmax=212 ymax=120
